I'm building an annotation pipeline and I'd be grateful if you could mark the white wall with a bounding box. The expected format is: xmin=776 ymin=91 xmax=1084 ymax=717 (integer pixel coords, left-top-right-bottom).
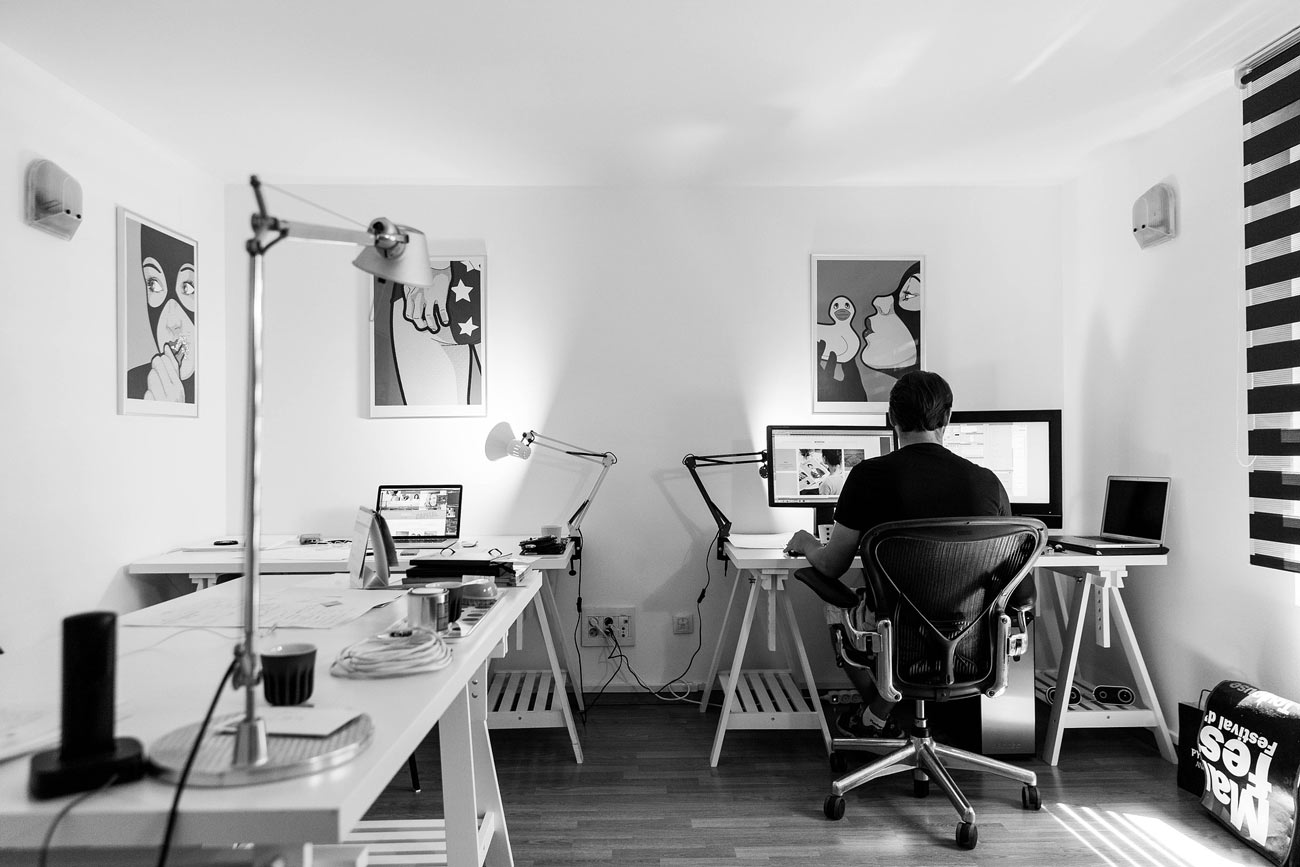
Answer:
xmin=0 ymin=43 xmax=228 ymax=652
xmin=225 ymin=183 xmax=1063 ymax=689
xmin=1063 ymin=77 xmax=1300 ymax=729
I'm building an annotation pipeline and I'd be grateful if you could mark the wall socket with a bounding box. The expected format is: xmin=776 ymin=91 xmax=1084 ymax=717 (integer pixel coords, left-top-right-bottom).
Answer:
xmin=582 ymin=607 xmax=635 ymax=646
xmin=672 ymin=612 xmax=694 ymax=634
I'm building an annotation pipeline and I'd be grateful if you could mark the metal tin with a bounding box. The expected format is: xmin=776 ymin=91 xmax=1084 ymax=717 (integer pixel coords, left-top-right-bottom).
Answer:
xmin=409 ymin=587 xmax=449 ymax=633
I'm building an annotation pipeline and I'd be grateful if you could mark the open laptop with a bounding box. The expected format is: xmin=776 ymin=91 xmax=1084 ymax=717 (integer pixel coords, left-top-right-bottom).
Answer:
xmin=375 ymin=484 xmax=463 ymax=547
xmin=1053 ymin=476 xmax=1170 ymax=555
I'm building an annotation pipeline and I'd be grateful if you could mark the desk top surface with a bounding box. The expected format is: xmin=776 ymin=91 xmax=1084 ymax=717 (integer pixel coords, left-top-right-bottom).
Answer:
xmin=723 ymin=541 xmax=1168 ymax=571
xmin=129 ymin=534 xmax=573 ymax=576
xmin=0 ymin=571 xmax=540 ymax=850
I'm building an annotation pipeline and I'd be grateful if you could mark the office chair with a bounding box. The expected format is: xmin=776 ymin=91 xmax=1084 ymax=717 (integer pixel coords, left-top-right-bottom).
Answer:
xmin=794 ymin=517 xmax=1047 ymax=850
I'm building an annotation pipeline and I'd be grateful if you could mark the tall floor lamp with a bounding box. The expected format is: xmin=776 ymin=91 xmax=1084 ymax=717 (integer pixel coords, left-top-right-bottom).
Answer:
xmin=150 ymin=177 xmax=437 ymax=785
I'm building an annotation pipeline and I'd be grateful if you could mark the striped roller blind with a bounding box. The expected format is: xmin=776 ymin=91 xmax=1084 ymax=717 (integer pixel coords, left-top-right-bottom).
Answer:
xmin=1244 ymin=32 xmax=1300 ymax=571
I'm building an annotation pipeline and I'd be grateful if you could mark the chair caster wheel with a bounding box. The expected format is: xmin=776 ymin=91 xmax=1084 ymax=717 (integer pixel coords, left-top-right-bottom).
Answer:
xmin=1022 ymin=784 xmax=1041 ymax=811
xmin=956 ymin=821 xmax=978 ymax=849
xmin=830 ymin=751 xmax=849 ymax=773
xmin=913 ymin=778 xmax=929 ymax=798
xmin=824 ymin=794 xmax=846 ymax=820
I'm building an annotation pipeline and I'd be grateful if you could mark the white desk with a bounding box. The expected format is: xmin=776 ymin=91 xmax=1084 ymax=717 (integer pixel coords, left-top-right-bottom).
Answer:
xmin=700 ymin=542 xmax=836 ymax=767
xmin=0 ymin=571 xmax=540 ymax=866
xmin=128 ymin=536 xmax=585 ymax=764
xmin=1033 ymin=550 xmax=1175 ymax=767
xmin=704 ymin=544 xmax=1173 ymax=769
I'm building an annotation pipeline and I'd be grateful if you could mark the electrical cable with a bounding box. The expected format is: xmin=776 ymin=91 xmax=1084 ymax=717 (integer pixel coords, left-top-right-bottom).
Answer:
xmin=330 ymin=626 xmax=452 ymax=678
xmin=36 ymin=773 xmax=120 ymax=867
xmin=571 ymin=554 xmax=587 ymax=725
xmin=156 ymin=656 xmax=238 ymax=867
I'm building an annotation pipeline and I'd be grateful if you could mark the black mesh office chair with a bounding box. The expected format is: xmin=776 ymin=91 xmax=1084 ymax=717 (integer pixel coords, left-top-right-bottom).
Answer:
xmin=794 ymin=517 xmax=1047 ymax=850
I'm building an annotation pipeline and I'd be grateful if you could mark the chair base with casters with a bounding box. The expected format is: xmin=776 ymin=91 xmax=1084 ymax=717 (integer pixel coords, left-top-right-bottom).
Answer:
xmin=823 ymin=697 xmax=1039 ymax=849
xmin=794 ymin=516 xmax=1048 ymax=850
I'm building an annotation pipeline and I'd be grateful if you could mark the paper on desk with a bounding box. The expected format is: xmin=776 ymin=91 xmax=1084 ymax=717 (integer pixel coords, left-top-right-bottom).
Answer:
xmin=728 ymin=533 xmax=792 ymax=549
xmin=124 ymin=586 xmax=406 ymax=629
xmin=0 ymin=702 xmax=135 ymax=764
xmin=216 ymin=706 xmax=361 ymax=738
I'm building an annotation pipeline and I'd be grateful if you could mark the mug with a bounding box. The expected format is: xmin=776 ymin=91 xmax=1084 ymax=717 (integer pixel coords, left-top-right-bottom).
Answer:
xmin=261 ymin=643 xmax=316 ymax=706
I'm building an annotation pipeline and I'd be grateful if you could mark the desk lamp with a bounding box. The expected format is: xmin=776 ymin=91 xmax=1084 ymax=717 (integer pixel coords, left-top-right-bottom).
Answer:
xmin=485 ymin=422 xmax=617 ymax=557
xmin=682 ymin=450 xmax=769 ymax=560
xmin=149 ymin=177 xmax=436 ymax=786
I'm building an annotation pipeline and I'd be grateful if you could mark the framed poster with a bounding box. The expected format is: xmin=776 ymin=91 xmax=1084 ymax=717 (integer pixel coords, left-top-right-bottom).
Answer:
xmin=811 ymin=255 xmax=923 ymax=414
xmin=370 ymin=256 xmax=486 ymax=418
xmin=117 ymin=208 xmax=198 ymax=417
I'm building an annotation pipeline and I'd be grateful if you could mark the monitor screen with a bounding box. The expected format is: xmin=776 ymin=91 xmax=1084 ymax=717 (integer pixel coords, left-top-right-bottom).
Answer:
xmin=767 ymin=425 xmax=895 ymax=508
xmin=944 ymin=409 xmax=1062 ymax=528
xmin=375 ymin=484 xmax=463 ymax=541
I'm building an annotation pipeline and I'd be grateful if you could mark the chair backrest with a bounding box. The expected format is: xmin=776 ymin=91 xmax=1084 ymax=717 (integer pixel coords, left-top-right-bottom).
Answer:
xmin=860 ymin=517 xmax=1047 ymax=702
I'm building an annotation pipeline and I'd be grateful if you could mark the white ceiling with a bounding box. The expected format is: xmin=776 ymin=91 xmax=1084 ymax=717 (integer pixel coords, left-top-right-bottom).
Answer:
xmin=3 ymin=0 xmax=1299 ymax=186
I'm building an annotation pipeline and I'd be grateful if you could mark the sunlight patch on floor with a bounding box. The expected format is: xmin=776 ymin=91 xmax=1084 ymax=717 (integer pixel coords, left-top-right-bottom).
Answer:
xmin=1048 ymin=803 xmax=1256 ymax=866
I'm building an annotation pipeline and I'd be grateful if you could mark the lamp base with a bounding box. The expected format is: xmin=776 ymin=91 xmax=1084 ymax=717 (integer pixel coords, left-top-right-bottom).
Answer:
xmin=29 ymin=737 xmax=146 ymax=799
xmin=149 ymin=712 xmax=373 ymax=787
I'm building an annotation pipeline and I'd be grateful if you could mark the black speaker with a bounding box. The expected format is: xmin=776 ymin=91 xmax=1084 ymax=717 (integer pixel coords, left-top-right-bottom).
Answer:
xmin=1093 ymin=684 xmax=1135 ymax=705
xmin=29 ymin=612 xmax=145 ymax=799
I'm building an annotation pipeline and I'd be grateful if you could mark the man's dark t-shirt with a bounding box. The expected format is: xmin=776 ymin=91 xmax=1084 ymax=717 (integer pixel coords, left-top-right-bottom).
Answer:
xmin=834 ymin=442 xmax=1010 ymax=533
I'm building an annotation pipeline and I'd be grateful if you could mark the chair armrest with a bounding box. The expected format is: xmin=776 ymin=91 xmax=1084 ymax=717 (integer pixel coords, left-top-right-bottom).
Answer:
xmin=831 ymin=616 xmax=901 ymax=704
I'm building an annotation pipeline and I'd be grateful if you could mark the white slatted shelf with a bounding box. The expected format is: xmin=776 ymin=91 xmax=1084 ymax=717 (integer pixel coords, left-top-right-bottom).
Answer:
xmin=1035 ymin=670 xmax=1160 ymax=728
xmin=487 ymin=669 xmax=569 ymax=728
xmin=718 ymin=669 xmax=822 ymax=730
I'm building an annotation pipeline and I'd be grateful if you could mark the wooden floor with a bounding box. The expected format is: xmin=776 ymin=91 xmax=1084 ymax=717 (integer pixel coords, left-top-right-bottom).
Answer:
xmin=364 ymin=698 xmax=1260 ymax=866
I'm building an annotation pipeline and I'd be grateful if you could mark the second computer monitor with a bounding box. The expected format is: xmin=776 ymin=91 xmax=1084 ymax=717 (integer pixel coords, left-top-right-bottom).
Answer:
xmin=945 ymin=409 xmax=1062 ymax=528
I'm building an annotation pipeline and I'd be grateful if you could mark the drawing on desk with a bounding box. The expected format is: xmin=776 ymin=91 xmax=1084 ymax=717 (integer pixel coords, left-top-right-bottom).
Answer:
xmin=124 ymin=587 xmax=406 ymax=630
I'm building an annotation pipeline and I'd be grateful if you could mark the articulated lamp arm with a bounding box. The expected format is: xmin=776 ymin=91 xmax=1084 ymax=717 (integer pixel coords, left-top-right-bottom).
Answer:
xmin=682 ymin=451 xmax=769 ymax=560
xmin=520 ymin=431 xmax=618 ymax=537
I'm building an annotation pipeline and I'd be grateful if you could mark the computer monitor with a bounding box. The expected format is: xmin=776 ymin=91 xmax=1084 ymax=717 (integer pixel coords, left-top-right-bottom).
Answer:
xmin=944 ymin=409 xmax=1062 ymax=528
xmin=767 ymin=424 xmax=895 ymax=527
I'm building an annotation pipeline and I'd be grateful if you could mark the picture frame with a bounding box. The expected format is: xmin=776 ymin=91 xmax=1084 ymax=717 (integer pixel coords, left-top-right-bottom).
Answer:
xmin=811 ymin=255 xmax=924 ymax=414
xmin=370 ymin=255 xmax=486 ymax=418
xmin=117 ymin=208 xmax=198 ymax=417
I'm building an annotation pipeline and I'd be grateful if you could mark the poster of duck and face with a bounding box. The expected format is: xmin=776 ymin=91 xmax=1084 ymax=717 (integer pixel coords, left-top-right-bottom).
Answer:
xmin=370 ymin=256 xmax=486 ymax=418
xmin=811 ymin=255 xmax=923 ymax=414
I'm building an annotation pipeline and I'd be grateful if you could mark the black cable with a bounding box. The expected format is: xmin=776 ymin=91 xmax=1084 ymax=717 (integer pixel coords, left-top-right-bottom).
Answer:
xmin=581 ymin=640 xmax=626 ymax=715
xmin=37 ymin=774 xmax=120 ymax=867
xmin=156 ymin=656 xmax=238 ymax=867
xmin=571 ymin=553 xmax=587 ymax=725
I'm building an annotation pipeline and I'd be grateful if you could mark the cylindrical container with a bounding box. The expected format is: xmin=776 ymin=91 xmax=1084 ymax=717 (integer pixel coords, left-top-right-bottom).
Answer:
xmin=409 ymin=586 xmax=449 ymax=633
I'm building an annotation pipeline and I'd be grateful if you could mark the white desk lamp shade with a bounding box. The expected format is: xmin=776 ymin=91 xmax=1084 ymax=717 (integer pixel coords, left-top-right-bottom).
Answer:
xmin=485 ymin=421 xmax=533 ymax=460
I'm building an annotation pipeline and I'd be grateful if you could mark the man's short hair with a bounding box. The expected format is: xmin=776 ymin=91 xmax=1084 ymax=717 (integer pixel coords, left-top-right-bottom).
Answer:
xmin=889 ymin=371 xmax=953 ymax=432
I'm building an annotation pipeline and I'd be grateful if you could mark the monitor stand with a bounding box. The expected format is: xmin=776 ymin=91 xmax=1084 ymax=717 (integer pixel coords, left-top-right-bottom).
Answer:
xmin=814 ymin=505 xmax=835 ymax=544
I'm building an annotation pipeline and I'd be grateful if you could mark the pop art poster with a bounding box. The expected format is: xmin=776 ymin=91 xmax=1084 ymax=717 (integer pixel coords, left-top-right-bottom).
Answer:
xmin=370 ymin=256 xmax=486 ymax=417
xmin=811 ymin=255 xmax=923 ymax=414
xmin=117 ymin=208 xmax=198 ymax=417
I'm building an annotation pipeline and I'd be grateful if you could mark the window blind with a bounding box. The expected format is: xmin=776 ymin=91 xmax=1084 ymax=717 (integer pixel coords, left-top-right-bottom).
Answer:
xmin=1244 ymin=33 xmax=1300 ymax=572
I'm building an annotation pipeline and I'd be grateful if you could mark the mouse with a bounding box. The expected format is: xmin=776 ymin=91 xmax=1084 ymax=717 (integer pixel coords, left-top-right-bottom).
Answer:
xmin=461 ymin=540 xmax=478 ymax=547
xmin=1051 ymin=543 xmax=1065 ymax=553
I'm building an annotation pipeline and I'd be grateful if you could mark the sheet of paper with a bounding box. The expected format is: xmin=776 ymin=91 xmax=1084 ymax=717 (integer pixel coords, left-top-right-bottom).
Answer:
xmin=124 ymin=586 xmax=406 ymax=629
xmin=728 ymin=532 xmax=792 ymax=549
xmin=215 ymin=706 xmax=361 ymax=738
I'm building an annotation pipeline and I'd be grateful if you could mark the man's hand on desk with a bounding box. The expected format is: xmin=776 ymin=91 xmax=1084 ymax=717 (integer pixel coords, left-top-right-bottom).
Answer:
xmin=785 ymin=530 xmax=820 ymax=558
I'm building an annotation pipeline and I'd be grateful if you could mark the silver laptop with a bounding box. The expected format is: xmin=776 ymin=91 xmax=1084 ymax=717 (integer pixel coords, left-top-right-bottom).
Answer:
xmin=1053 ymin=476 xmax=1171 ymax=555
xmin=375 ymin=484 xmax=463 ymax=547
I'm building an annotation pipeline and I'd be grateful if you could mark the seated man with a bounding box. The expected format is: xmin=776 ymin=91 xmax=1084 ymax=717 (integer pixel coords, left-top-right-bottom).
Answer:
xmin=785 ymin=370 xmax=1010 ymax=737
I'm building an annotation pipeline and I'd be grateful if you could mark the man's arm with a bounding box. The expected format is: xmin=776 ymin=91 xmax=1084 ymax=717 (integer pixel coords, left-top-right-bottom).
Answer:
xmin=785 ymin=522 xmax=863 ymax=579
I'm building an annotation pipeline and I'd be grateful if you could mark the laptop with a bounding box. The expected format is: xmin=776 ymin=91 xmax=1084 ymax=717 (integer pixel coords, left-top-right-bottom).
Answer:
xmin=1052 ymin=476 xmax=1171 ymax=555
xmin=375 ymin=484 xmax=463 ymax=547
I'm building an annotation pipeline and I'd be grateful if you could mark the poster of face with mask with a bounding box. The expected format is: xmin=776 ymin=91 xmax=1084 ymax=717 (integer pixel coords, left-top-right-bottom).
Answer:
xmin=117 ymin=208 xmax=198 ymax=417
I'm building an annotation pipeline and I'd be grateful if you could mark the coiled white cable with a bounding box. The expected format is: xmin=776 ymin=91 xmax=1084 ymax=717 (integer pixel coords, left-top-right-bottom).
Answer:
xmin=330 ymin=624 xmax=453 ymax=678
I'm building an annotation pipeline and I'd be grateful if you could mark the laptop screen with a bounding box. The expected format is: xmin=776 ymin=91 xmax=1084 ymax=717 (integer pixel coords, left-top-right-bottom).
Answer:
xmin=375 ymin=484 xmax=463 ymax=543
xmin=1100 ymin=477 xmax=1170 ymax=542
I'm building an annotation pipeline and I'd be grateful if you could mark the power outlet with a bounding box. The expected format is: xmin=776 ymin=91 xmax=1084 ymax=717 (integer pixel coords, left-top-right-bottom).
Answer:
xmin=582 ymin=607 xmax=635 ymax=646
xmin=672 ymin=612 xmax=694 ymax=634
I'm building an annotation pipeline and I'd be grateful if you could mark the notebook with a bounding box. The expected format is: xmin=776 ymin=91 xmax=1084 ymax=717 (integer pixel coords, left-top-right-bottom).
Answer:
xmin=375 ymin=484 xmax=463 ymax=546
xmin=1053 ymin=476 xmax=1170 ymax=555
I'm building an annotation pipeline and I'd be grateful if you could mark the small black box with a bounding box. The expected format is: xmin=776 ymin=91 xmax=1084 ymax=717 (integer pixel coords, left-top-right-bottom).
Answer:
xmin=1176 ymin=701 xmax=1204 ymax=795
